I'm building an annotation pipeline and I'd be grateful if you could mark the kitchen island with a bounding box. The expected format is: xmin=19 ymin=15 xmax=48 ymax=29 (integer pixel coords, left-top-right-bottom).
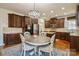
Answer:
xmin=44 ymin=28 xmax=79 ymax=54
xmin=44 ymin=28 xmax=79 ymax=36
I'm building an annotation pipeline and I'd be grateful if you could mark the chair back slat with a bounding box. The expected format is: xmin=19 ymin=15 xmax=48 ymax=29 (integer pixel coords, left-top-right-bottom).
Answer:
xmin=49 ymin=34 xmax=56 ymax=51
xmin=24 ymin=31 xmax=30 ymax=37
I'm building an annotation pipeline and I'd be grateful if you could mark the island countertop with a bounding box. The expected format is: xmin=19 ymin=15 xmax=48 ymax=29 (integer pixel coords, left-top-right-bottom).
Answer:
xmin=44 ymin=28 xmax=79 ymax=36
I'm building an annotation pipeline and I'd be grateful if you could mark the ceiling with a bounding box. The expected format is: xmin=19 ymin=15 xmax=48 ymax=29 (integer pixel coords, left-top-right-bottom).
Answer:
xmin=0 ymin=3 xmax=77 ymax=20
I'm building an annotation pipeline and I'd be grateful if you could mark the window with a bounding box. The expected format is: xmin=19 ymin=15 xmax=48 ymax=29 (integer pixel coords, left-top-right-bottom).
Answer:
xmin=67 ymin=20 xmax=76 ymax=29
xmin=66 ymin=20 xmax=76 ymax=32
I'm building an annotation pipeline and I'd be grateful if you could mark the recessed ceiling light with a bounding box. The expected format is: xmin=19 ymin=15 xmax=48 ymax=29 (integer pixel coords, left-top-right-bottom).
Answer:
xmin=42 ymin=13 xmax=46 ymax=15
xmin=61 ymin=7 xmax=65 ymax=10
xmin=64 ymin=12 xmax=67 ymax=15
xmin=50 ymin=10 xmax=54 ymax=13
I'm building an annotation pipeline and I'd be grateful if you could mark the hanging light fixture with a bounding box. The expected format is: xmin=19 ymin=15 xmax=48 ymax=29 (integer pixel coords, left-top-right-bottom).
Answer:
xmin=28 ymin=3 xmax=40 ymax=19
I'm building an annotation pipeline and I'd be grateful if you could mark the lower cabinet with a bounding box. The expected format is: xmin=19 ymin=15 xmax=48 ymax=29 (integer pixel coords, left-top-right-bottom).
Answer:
xmin=47 ymin=32 xmax=79 ymax=53
xmin=46 ymin=32 xmax=70 ymax=42
xmin=70 ymin=36 xmax=79 ymax=52
xmin=4 ymin=33 xmax=21 ymax=45
xmin=55 ymin=32 xmax=70 ymax=42
xmin=47 ymin=32 xmax=70 ymax=42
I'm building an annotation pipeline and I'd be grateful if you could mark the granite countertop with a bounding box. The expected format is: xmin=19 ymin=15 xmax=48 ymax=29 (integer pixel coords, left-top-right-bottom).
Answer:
xmin=44 ymin=28 xmax=79 ymax=36
xmin=70 ymin=32 xmax=79 ymax=36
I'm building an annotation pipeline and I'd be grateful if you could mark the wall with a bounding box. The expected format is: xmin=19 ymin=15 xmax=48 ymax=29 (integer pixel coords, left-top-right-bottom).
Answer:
xmin=0 ymin=8 xmax=24 ymax=45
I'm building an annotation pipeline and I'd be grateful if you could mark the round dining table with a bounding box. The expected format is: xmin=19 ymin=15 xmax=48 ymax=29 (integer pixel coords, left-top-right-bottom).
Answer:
xmin=25 ymin=35 xmax=50 ymax=55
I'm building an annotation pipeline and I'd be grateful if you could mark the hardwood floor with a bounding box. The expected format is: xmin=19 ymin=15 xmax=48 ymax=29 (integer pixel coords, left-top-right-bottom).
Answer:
xmin=4 ymin=39 xmax=79 ymax=56
xmin=3 ymin=44 xmax=20 ymax=48
xmin=54 ymin=39 xmax=79 ymax=56
xmin=54 ymin=39 xmax=70 ymax=50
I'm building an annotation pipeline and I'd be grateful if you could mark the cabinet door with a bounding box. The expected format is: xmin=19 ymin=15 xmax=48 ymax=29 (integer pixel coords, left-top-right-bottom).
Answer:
xmin=70 ymin=36 xmax=79 ymax=52
xmin=21 ymin=16 xmax=25 ymax=27
xmin=8 ymin=14 xmax=17 ymax=27
xmin=16 ymin=15 xmax=22 ymax=27
xmin=8 ymin=14 xmax=15 ymax=27
xmin=3 ymin=34 xmax=21 ymax=45
xmin=55 ymin=32 xmax=70 ymax=41
xmin=45 ymin=21 xmax=50 ymax=28
xmin=74 ymin=36 xmax=79 ymax=52
xmin=70 ymin=36 xmax=77 ymax=51
xmin=59 ymin=19 xmax=64 ymax=28
xmin=25 ymin=16 xmax=31 ymax=25
xmin=31 ymin=18 xmax=38 ymax=24
xmin=13 ymin=15 xmax=18 ymax=27
xmin=8 ymin=14 xmax=23 ymax=27
xmin=56 ymin=19 xmax=64 ymax=28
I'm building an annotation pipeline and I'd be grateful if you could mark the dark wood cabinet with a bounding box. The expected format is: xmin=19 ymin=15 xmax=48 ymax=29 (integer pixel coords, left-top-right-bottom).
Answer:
xmin=4 ymin=33 xmax=21 ymax=45
xmin=70 ymin=36 xmax=77 ymax=52
xmin=70 ymin=36 xmax=79 ymax=52
xmin=45 ymin=18 xmax=64 ymax=28
xmin=21 ymin=16 xmax=25 ymax=28
xmin=55 ymin=32 xmax=70 ymax=41
xmin=16 ymin=15 xmax=22 ymax=27
xmin=8 ymin=14 xmax=25 ymax=28
xmin=67 ymin=16 xmax=76 ymax=20
xmin=24 ymin=16 xmax=31 ymax=25
xmin=56 ymin=18 xmax=64 ymax=28
xmin=46 ymin=31 xmax=79 ymax=53
xmin=31 ymin=18 xmax=38 ymax=24
xmin=45 ymin=21 xmax=50 ymax=28
xmin=46 ymin=32 xmax=70 ymax=42
xmin=8 ymin=14 xmax=15 ymax=27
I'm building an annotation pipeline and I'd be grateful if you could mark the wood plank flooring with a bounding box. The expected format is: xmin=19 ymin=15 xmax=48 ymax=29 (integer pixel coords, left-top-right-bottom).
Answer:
xmin=4 ymin=39 xmax=79 ymax=56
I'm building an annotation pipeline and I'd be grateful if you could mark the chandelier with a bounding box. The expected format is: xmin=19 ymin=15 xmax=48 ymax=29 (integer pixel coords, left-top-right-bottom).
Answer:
xmin=28 ymin=3 xmax=40 ymax=19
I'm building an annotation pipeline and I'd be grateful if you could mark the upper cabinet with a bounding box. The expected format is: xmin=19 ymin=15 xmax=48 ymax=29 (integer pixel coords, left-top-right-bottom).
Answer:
xmin=67 ymin=16 xmax=76 ymax=20
xmin=16 ymin=15 xmax=22 ymax=27
xmin=8 ymin=14 xmax=25 ymax=28
xmin=21 ymin=16 xmax=25 ymax=28
xmin=56 ymin=18 xmax=64 ymax=28
xmin=45 ymin=21 xmax=50 ymax=28
xmin=8 ymin=13 xmax=39 ymax=28
xmin=45 ymin=18 xmax=64 ymax=28
xmin=24 ymin=16 xmax=32 ymax=25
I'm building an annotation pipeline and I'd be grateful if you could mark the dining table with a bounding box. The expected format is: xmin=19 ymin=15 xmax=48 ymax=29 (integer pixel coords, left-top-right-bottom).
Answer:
xmin=25 ymin=35 xmax=50 ymax=55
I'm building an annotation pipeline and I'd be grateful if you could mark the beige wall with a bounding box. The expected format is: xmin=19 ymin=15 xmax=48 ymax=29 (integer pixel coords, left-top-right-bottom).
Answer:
xmin=0 ymin=8 xmax=23 ymax=45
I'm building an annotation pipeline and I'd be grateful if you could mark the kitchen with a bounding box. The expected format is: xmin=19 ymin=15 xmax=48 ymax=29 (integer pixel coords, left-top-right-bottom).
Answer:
xmin=0 ymin=3 xmax=79 ymax=56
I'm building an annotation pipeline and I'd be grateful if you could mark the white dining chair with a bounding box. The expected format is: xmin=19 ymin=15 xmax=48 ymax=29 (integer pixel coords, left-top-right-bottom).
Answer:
xmin=20 ymin=34 xmax=34 ymax=56
xmin=39 ymin=32 xmax=47 ymax=37
xmin=24 ymin=31 xmax=31 ymax=38
xmin=39 ymin=34 xmax=56 ymax=56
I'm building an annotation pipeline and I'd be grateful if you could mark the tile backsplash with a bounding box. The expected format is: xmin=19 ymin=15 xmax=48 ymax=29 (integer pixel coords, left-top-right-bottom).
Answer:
xmin=3 ymin=27 xmax=22 ymax=34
